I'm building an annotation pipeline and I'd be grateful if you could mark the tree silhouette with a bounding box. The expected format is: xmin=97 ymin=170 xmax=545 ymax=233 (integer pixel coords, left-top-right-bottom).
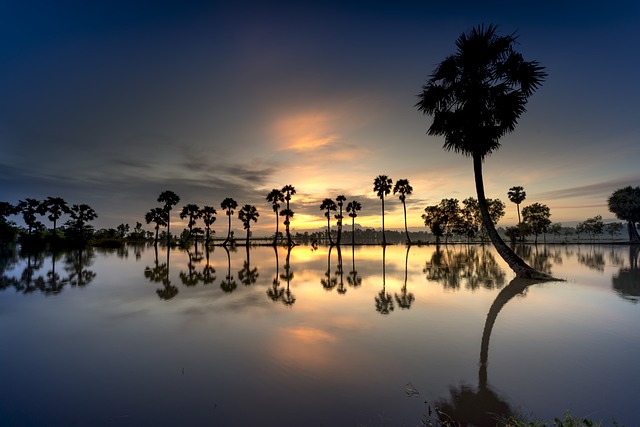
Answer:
xmin=335 ymin=195 xmax=346 ymax=246
xmin=145 ymin=207 xmax=168 ymax=246
xmin=416 ymin=24 xmax=548 ymax=279
xmin=608 ymin=186 xmax=640 ymax=242
xmin=522 ymin=202 xmax=551 ymax=244
xmin=321 ymin=246 xmax=337 ymax=291
xmin=157 ymin=191 xmax=180 ymax=246
xmin=266 ymin=189 xmax=285 ymax=246
xmin=507 ymin=186 xmax=526 ymax=241
xmin=17 ymin=198 xmax=43 ymax=236
xmin=40 ymin=196 xmax=70 ymax=236
xmin=200 ymin=206 xmax=217 ymax=246
xmin=65 ymin=204 xmax=98 ymax=243
xmin=238 ymin=204 xmax=259 ymax=246
xmin=238 ymin=246 xmax=259 ymax=286
xmin=393 ymin=179 xmax=413 ymax=245
xmin=346 ymin=200 xmax=362 ymax=246
xmin=320 ymin=198 xmax=337 ymax=245
xmin=281 ymin=185 xmax=296 ymax=246
xmin=179 ymin=204 xmax=201 ymax=240
xmin=220 ymin=197 xmax=238 ymax=246
xmin=373 ymin=175 xmax=393 ymax=245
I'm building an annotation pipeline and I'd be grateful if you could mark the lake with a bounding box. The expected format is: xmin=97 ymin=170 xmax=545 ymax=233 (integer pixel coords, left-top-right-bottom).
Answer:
xmin=1 ymin=243 xmax=638 ymax=426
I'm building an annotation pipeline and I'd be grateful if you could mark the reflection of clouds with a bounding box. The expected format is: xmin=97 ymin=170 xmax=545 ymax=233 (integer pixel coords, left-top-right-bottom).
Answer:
xmin=271 ymin=326 xmax=338 ymax=369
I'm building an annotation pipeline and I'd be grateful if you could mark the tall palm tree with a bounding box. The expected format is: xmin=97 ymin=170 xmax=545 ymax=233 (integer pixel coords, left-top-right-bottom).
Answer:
xmin=393 ymin=179 xmax=413 ymax=245
xmin=507 ymin=186 xmax=526 ymax=225
xmin=266 ymin=188 xmax=285 ymax=245
xmin=346 ymin=200 xmax=362 ymax=246
xmin=238 ymin=204 xmax=259 ymax=246
xmin=145 ymin=207 xmax=168 ymax=246
xmin=320 ymin=198 xmax=337 ymax=245
xmin=415 ymin=24 xmax=549 ymax=279
xmin=373 ymin=175 xmax=393 ymax=245
xmin=281 ymin=185 xmax=296 ymax=246
xmin=179 ymin=204 xmax=201 ymax=239
xmin=157 ymin=191 xmax=180 ymax=246
xmin=40 ymin=196 xmax=70 ymax=236
xmin=220 ymin=197 xmax=238 ymax=246
xmin=200 ymin=206 xmax=217 ymax=245
xmin=335 ymin=195 xmax=346 ymax=246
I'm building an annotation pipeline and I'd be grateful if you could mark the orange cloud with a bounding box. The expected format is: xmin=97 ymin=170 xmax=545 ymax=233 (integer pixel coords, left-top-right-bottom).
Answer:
xmin=273 ymin=112 xmax=340 ymax=151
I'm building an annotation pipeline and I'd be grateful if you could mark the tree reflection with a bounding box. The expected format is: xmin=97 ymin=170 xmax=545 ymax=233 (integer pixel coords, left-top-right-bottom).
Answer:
xmin=575 ymin=246 xmax=606 ymax=272
xmin=201 ymin=247 xmax=216 ymax=285
xmin=612 ymin=245 xmax=640 ymax=303
xmin=238 ymin=246 xmax=259 ymax=286
xmin=335 ymin=246 xmax=346 ymax=294
xmin=513 ymin=244 xmax=556 ymax=276
xmin=375 ymin=246 xmax=394 ymax=315
xmin=321 ymin=246 xmax=337 ymax=291
xmin=220 ymin=246 xmax=237 ymax=293
xmin=179 ymin=248 xmax=203 ymax=287
xmin=64 ymin=248 xmax=96 ymax=288
xmin=425 ymin=245 xmax=506 ymax=290
xmin=280 ymin=246 xmax=296 ymax=306
xmin=436 ymin=277 xmax=547 ymax=426
xmin=347 ymin=245 xmax=362 ymax=288
xmin=267 ymin=246 xmax=284 ymax=302
xmin=395 ymin=245 xmax=414 ymax=309
xmin=145 ymin=246 xmax=177 ymax=300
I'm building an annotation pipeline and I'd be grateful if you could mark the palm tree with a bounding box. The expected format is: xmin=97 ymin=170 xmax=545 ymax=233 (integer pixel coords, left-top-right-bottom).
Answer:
xmin=346 ymin=200 xmax=362 ymax=246
xmin=40 ymin=196 xmax=70 ymax=236
xmin=393 ymin=179 xmax=413 ymax=245
xmin=17 ymin=198 xmax=43 ymax=236
xmin=238 ymin=204 xmax=259 ymax=246
xmin=145 ymin=207 xmax=168 ymax=246
xmin=179 ymin=204 xmax=201 ymax=239
xmin=320 ymin=198 xmax=337 ymax=245
xmin=157 ymin=191 xmax=180 ymax=246
xmin=507 ymin=186 xmax=526 ymax=225
xmin=281 ymin=185 xmax=296 ymax=246
xmin=415 ymin=24 xmax=549 ymax=279
xmin=266 ymin=188 xmax=285 ymax=245
xmin=200 ymin=206 xmax=217 ymax=245
xmin=335 ymin=195 xmax=346 ymax=246
xmin=373 ymin=175 xmax=393 ymax=245
xmin=220 ymin=197 xmax=238 ymax=246
xmin=65 ymin=204 xmax=98 ymax=242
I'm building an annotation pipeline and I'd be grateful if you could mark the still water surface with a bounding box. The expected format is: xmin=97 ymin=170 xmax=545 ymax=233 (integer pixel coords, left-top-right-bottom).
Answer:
xmin=1 ymin=244 xmax=639 ymax=426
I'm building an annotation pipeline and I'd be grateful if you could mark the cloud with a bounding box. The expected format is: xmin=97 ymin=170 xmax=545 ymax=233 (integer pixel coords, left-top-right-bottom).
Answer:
xmin=532 ymin=176 xmax=640 ymax=201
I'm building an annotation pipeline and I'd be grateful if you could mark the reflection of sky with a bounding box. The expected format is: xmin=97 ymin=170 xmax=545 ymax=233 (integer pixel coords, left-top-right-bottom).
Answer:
xmin=1 ymin=2 xmax=640 ymax=233
xmin=1 ymin=244 xmax=639 ymax=425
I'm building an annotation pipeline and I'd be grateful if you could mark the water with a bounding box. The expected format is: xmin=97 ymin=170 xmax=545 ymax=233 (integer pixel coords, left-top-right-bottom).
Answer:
xmin=1 ymin=243 xmax=638 ymax=426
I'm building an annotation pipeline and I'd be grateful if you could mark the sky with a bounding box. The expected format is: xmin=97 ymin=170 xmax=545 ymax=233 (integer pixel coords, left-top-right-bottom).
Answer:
xmin=1 ymin=1 xmax=639 ymax=236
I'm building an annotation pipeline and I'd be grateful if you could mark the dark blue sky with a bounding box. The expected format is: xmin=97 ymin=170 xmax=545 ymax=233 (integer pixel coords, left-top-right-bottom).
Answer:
xmin=2 ymin=1 xmax=639 ymax=232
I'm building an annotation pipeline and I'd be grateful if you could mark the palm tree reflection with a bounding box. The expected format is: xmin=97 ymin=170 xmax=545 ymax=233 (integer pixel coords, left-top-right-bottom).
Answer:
xmin=395 ymin=245 xmax=414 ymax=309
xmin=436 ymin=277 xmax=546 ymax=426
xmin=335 ymin=246 xmax=346 ymax=295
xmin=220 ymin=246 xmax=238 ymax=293
xmin=145 ymin=246 xmax=177 ymax=300
xmin=267 ymin=246 xmax=284 ymax=302
xmin=321 ymin=246 xmax=337 ymax=291
xmin=64 ymin=248 xmax=96 ymax=288
xmin=238 ymin=246 xmax=259 ymax=286
xmin=347 ymin=245 xmax=362 ymax=289
xmin=280 ymin=246 xmax=296 ymax=306
xmin=375 ymin=245 xmax=394 ymax=315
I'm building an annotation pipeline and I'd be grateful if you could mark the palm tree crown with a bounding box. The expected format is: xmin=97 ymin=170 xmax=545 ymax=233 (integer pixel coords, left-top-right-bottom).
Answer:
xmin=320 ymin=198 xmax=337 ymax=245
xmin=221 ymin=197 xmax=238 ymax=246
xmin=507 ymin=186 xmax=526 ymax=225
xmin=373 ymin=175 xmax=393 ymax=245
xmin=416 ymin=24 xmax=546 ymax=160
xmin=394 ymin=179 xmax=413 ymax=244
xmin=266 ymin=189 xmax=285 ymax=245
xmin=238 ymin=204 xmax=259 ymax=246
xmin=157 ymin=190 xmax=180 ymax=245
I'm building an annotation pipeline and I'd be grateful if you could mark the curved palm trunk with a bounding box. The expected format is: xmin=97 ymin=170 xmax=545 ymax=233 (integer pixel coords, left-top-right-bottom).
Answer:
xmin=473 ymin=155 xmax=551 ymax=279
xmin=402 ymin=200 xmax=411 ymax=245
xmin=273 ymin=210 xmax=279 ymax=246
xmin=480 ymin=277 xmax=541 ymax=388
